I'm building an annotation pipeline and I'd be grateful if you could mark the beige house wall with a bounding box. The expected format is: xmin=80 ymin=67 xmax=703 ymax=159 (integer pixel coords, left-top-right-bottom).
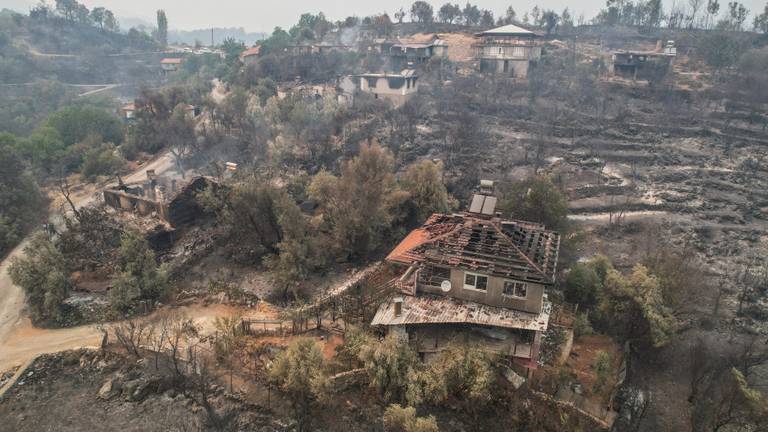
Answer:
xmin=359 ymin=76 xmax=418 ymax=107
xmin=418 ymin=267 xmax=544 ymax=314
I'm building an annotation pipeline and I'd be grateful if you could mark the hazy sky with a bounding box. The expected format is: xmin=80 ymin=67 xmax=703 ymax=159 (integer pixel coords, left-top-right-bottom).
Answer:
xmin=75 ymin=0 xmax=606 ymax=32
xmin=9 ymin=0 xmax=767 ymax=32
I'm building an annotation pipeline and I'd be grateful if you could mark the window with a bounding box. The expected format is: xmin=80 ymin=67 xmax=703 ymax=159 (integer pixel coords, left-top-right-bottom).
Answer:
xmin=464 ymin=272 xmax=488 ymax=291
xmin=503 ymin=281 xmax=528 ymax=299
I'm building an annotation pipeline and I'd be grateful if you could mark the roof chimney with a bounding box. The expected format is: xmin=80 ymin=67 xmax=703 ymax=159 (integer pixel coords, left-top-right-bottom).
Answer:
xmin=393 ymin=297 xmax=403 ymax=317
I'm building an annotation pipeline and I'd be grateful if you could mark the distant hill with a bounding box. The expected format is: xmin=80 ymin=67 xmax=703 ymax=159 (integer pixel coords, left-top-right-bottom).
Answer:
xmin=0 ymin=9 xmax=164 ymax=87
xmin=169 ymin=27 xmax=266 ymax=46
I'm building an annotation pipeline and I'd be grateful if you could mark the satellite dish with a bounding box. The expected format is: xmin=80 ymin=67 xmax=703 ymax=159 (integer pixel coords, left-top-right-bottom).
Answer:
xmin=440 ymin=280 xmax=452 ymax=292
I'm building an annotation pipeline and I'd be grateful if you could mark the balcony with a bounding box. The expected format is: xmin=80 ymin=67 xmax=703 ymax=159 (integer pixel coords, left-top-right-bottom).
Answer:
xmin=473 ymin=45 xmax=541 ymax=61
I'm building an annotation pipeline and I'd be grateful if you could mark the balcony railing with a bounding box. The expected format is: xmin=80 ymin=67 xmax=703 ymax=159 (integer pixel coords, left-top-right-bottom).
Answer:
xmin=473 ymin=46 xmax=542 ymax=61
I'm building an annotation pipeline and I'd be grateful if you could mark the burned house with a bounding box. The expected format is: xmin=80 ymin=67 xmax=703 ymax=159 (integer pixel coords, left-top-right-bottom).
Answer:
xmin=389 ymin=37 xmax=448 ymax=68
xmin=372 ymin=181 xmax=561 ymax=371
xmin=160 ymin=57 xmax=183 ymax=73
xmin=285 ymin=43 xmax=353 ymax=55
xmin=611 ymin=41 xmax=676 ymax=81
xmin=350 ymin=69 xmax=419 ymax=107
xmin=474 ymin=24 xmax=543 ymax=79
xmin=103 ymin=171 xmax=214 ymax=228
xmin=120 ymin=102 xmax=136 ymax=123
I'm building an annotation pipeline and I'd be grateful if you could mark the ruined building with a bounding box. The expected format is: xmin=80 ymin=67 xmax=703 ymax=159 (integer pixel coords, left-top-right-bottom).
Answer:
xmin=389 ymin=36 xmax=448 ymax=69
xmin=474 ymin=24 xmax=542 ymax=79
xmin=372 ymin=181 xmax=561 ymax=372
xmin=611 ymin=41 xmax=676 ymax=81
xmin=103 ymin=171 xmax=213 ymax=228
xmin=160 ymin=57 xmax=183 ymax=73
xmin=346 ymin=69 xmax=419 ymax=107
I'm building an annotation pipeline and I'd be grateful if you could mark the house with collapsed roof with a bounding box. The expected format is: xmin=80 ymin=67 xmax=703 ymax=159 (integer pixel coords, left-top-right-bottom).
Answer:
xmin=344 ymin=69 xmax=419 ymax=107
xmin=160 ymin=57 xmax=183 ymax=73
xmin=474 ymin=24 xmax=543 ymax=78
xmin=372 ymin=181 xmax=561 ymax=372
xmin=389 ymin=37 xmax=448 ymax=68
xmin=103 ymin=171 xmax=214 ymax=228
xmin=611 ymin=41 xmax=676 ymax=81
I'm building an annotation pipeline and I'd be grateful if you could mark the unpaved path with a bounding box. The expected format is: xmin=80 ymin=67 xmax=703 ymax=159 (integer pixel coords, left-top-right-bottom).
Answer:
xmin=0 ymin=303 xmax=241 ymax=373
xmin=0 ymin=151 xmax=178 ymax=372
xmin=0 ymin=240 xmax=29 ymax=346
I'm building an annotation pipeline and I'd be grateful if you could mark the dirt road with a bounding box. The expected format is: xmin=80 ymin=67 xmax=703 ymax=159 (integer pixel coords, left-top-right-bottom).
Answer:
xmin=0 ymin=240 xmax=29 ymax=347
xmin=0 ymin=150 xmax=182 ymax=373
xmin=0 ymin=303 xmax=243 ymax=373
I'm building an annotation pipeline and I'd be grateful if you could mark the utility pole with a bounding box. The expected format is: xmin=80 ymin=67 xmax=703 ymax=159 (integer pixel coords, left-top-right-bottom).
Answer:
xmin=211 ymin=28 xmax=214 ymax=46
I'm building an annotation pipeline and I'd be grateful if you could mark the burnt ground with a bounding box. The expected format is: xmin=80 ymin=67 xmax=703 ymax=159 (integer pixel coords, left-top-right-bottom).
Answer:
xmin=0 ymin=349 xmax=284 ymax=432
xmin=0 ymin=344 xmax=604 ymax=432
xmin=384 ymin=49 xmax=768 ymax=430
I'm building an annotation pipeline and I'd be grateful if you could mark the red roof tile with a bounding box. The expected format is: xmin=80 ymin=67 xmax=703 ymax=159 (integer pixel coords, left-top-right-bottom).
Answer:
xmin=386 ymin=213 xmax=561 ymax=285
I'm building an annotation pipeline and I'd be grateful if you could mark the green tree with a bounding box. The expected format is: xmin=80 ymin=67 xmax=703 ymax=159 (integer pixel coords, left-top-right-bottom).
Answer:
xmin=401 ymin=160 xmax=449 ymax=221
xmin=9 ymin=233 xmax=71 ymax=324
xmin=90 ymin=7 xmax=106 ymax=29
xmin=410 ymin=1 xmax=435 ymax=23
xmin=103 ymin=9 xmax=118 ymax=32
xmin=708 ymin=368 xmax=768 ymax=431
xmin=462 ymin=2 xmax=482 ymax=25
xmin=541 ymin=10 xmax=560 ymax=35
xmin=45 ymin=106 xmax=123 ymax=147
xmin=156 ymin=10 xmax=168 ymax=48
xmin=125 ymin=87 xmax=189 ymax=157
xmin=334 ymin=326 xmax=374 ymax=369
xmin=268 ymin=338 xmax=328 ymax=430
xmin=698 ymin=32 xmax=750 ymax=71
xmin=497 ymin=176 xmax=569 ymax=231
xmin=480 ymin=9 xmax=495 ymax=26
xmin=109 ymin=231 xmax=168 ymax=314
xmin=504 ymin=6 xmax=517 ymax=23
xmin=592 ymin=350 xmax=613 ymax=394
xmin=309 ymin=142 xmax=409 ymax=260
xmin=754 ymin=3 xmax=768 ymax=32
xmin=414 ymin=343 xmax=495 ymax=410
xmin=80 ymin=142 xmax=125 ymax=179
xmin=166 ymin=104 xmax=197 ymax=178
xmin=259 ymin=27 xmax=291 ymax=55
xmin=360 ymin=335 xmax=421 ymax=403
xmin=264 ymin=190 xmax=318 ymax=299
xmin=438 ymin=3 xmax=462 ymax=23
xmin=383 ymin=404 xmax=439 ymax=432
xmin=0 ymin=136 xmax=45 ymax=255
xmin=55 ymin=0 xmax=78 ymax=21
xmin=19 ymin=126 xmax=67 ymax=174
xmin=198 ymin=177 xmax=285 ymax=262
xmin=220 ymin=37 xmax=246 ymax=64
xmin=598 ymin=265 xmax=674 ymax=347
xmin=565 ymin=262 xmax=603 ymax=308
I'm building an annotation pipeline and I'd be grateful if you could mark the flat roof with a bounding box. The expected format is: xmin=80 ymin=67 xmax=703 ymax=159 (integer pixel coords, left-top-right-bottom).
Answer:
xmin=355 ymin=69 xmax=418 ymax=78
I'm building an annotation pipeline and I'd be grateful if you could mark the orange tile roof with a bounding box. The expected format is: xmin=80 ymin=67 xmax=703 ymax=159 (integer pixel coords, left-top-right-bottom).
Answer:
xmin=386 ymin=227 xmax=430 ymax=264
xmin=385 ymin=212 xmax=561 ymax=285
xmin=161 ymin=58 xmax=183 ymax=64
xmin=240 ymin=46 xmax=261 ymax=58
